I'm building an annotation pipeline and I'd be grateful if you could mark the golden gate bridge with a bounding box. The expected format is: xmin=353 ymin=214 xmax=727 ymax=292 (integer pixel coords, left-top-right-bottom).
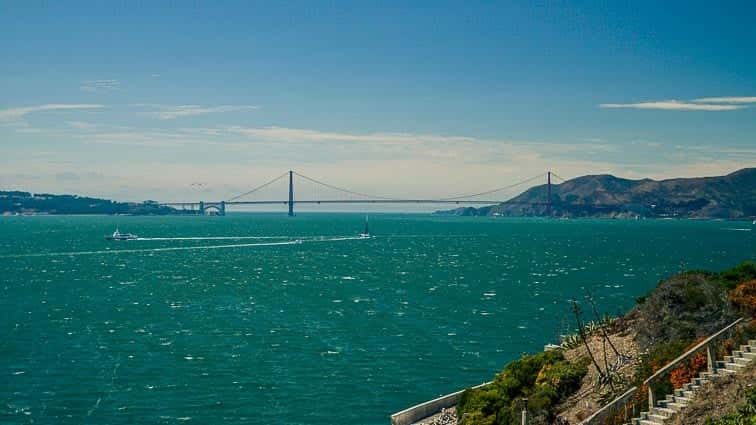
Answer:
xmin=160 ymin=170 xmax=566 ymax=216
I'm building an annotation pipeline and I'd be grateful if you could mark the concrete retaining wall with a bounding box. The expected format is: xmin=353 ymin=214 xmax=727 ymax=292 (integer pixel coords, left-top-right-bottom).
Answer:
xmin=390 ymin=382 xmax=491 ymax=425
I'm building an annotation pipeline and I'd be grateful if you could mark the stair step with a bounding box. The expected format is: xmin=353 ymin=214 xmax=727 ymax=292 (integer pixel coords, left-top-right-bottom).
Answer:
xmin=634 ymin=346 xmax=756 ymax=425
xmin=665 ymin=393 xmax=691 ymax=402
xmin=658 ymin=400 xmax=680 ymax=411
xmin=664 ymin=394 xmax=690 ymax=403
xmin=651 ymin=407 xmax=677 ymax=417
xmin=709 ymin=371 xmax=727 ymax=379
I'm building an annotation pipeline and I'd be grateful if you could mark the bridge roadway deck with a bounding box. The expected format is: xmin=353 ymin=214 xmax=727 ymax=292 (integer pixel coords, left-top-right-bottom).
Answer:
xmin=161 ymin=200 xmax=550 ymax=207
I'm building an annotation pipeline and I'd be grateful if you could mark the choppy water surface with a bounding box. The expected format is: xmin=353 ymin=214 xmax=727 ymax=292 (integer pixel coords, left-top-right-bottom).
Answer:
xmin=1 ymin=214 xmax=754 ymax=424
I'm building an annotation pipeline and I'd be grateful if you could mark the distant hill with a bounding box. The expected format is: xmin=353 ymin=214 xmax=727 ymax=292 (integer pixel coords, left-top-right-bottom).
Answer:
xmin=0 ymin=191 xmax=182 ymax=215
xmin=438 ymin=168 xmax=756 ymax=219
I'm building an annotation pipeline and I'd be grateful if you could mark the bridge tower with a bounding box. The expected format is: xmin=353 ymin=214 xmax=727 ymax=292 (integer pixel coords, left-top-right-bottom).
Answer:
xmin=199 ymin=201 xmax=205 ymax=216
xmin=547 ymin=171 xmax=552 ymax=217
xmin=220 ymin=201 xmax=226 ymax=216
xmin=288 ymin=170 xmax=295 ymax=216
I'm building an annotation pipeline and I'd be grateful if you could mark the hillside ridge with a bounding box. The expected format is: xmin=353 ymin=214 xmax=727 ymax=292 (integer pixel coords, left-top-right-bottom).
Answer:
xmin=438 ymin=168 xmax=756 ymax=219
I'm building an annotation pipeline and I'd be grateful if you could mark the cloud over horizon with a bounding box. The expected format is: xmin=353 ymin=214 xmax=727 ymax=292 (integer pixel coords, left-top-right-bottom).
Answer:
xmin=692 ymin=96 xmax=756 ymax=104
xmin=1 ymin=101 xmax=753 ymax=202
xmin=0 ymin=104 xmax=105 ymax=122
xmin=600 ymin=96 xmax=756 ymax=111
xmin=224 ymin=126 xmax=476 ymax=145
xmin=599 ymin=100 xmax=743 ymax=111
xmin=80 ymin=79 xmax=121 ymax=92
xmin=142 ymin=104 xmax=259 ymax=120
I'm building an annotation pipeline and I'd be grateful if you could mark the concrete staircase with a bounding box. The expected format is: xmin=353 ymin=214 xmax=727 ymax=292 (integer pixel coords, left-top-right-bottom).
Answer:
xmin=629 ymin=340 xmax=756 ymax=425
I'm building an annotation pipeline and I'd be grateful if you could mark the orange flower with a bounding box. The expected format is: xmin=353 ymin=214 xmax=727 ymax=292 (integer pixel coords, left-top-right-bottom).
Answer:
xmin=729 ymin=279 xmax=756 ymax=317
xmin=669 ymin=350 xmax=708 ymax=389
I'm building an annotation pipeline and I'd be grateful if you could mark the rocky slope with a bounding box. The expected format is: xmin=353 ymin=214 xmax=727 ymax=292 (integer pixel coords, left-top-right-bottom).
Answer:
xmin=439 ymin=168 xmax=756 ymax=219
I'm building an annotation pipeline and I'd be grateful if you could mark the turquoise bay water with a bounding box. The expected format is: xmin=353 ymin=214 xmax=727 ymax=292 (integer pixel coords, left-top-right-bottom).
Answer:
xmin=1 ymin=214 xmax=754 ymax=424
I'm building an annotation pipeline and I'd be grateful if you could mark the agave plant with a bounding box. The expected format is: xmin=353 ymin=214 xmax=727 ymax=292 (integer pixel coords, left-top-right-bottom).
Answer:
xmin=560 ymin=333 xmax=582 ymax=349
xmin=584 ymin=320 xmax=602 ymax=335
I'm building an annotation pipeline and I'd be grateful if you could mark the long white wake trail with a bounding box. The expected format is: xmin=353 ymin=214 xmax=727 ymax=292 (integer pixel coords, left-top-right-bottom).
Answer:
xmin=136 ymin=236 xmax=307 ymax=241
xmin=1 ymin=236 xmax=365 ymax=258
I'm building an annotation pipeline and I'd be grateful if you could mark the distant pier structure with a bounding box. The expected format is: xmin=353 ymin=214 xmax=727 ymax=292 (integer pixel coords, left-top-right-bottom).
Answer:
xmin=196 ymin=200 xmax=226 ymax=216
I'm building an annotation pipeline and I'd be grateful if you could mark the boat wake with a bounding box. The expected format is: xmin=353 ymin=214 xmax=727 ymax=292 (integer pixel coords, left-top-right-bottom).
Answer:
xmin=1 ymin=236 xmax=367 ymax=258
xmin=135 ymin=235 xmax=309 ymax=241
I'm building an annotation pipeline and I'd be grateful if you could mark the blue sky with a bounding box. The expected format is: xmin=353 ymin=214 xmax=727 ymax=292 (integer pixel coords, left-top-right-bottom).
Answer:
xmin=1 ymin=1 xmax=755 ymax=203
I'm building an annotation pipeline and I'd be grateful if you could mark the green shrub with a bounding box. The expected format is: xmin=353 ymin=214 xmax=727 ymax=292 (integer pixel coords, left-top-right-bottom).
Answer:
xmin=633 ymin=339 xmax=692 ymax=408
xmin=703 ymin=387 xmax=756 ymax=425
xmin=457 ymin=350 xmax=588 ymax=425
xmin=720 ymin=261 xmax=756 ymax=290
xmin=628 ymin=271 xmax=738 ymax=349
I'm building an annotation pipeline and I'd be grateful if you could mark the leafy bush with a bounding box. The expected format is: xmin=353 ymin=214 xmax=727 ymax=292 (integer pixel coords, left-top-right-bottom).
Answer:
xmin=720 ymin=261 xmax=756 ymax=290
xmin=626 ymin=271 xmax=738 ymax=350
xmin=457 ymin=350 xmax=588 ymax=425
xmin=729 ymin=280 xmax=756 ymax=318
xmin=669 ymin=348 xmax=707 ymax=389
xmin=633 ymin=339 xmax=692 ymax=407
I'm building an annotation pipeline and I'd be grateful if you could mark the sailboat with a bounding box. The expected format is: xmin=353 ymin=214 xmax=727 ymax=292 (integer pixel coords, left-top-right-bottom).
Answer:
xmin=359 ymin=215 xmax=371 ymax=238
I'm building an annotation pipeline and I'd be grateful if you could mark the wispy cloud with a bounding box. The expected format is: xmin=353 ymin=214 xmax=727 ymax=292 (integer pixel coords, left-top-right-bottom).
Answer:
xmin=0 ymin=104 xmax=104 ymax=122
xmin=599 ymin=100 xmax=742 ymax=111
xmin=224 ymin=126 xmax=475 ymax=144
xmin=692 ymin=96 xmax=756 ymax=104
xmin=80 ymin=79 xmax=121 ymax=92
xmin=143 ymin=104 xmax=259 ymax=120
xmin=66 ymin=121 xmax=98 ymax=130
xmin=5 ymin=118 xmax=754 ymax=202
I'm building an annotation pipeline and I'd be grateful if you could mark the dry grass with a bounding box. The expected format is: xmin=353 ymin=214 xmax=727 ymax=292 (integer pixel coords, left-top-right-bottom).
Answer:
xmin=556 ymin=328 xmax=640 ymax=424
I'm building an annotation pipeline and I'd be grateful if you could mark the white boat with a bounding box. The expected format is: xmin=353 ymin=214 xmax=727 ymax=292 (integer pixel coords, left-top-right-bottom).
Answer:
xmin=359 ymin=215 xmax=371 ymax=238
xmin=106 ymin=229 xmax=138 ymax=240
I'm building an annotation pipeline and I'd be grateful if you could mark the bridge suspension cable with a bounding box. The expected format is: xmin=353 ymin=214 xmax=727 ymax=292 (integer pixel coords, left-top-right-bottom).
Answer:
xmin=220 ymin=168 xmax=562 ymax=211
xmin=225 ymin=170 xmax=553 ymax=203
xmin=438 ymin=172 xmax=547 ymax=201
xmin=292 ymin=171 xmax=399 ymax=201
xmin=226 ymin=171 xmax=289 ymax=202
xmin=550 ymin=172 xmax=567 ymax=183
